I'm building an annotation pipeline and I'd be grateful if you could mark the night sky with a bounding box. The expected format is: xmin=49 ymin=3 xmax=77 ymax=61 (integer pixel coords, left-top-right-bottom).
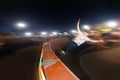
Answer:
xmin=0 ymin=0 xmax=120 ymax=32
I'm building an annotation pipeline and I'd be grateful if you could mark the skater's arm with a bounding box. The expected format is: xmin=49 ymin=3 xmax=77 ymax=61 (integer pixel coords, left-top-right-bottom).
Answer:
xmin=77 ymin=19 xmax=83 ymax=35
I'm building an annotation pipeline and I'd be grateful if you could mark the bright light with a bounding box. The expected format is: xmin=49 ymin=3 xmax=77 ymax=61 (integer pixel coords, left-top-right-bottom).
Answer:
xmin=106 ymin=21 xmax=118 ymax=28
xmin=16 ymin=22 xmax=26 ymax=28
xmin=71 ymin=30 xmax=77 ymax=33
xmin=52 ymin=32 xmax=58 ymax=35
xmin=58 ymin=33 xmax=62 ymax=35
xmin=49 ymin=34 xmax=54 ymax=37
xmin=41 ymin=32 xmax=47 ymax=35
xmin=24 ymin=32 xmax=32 ymax=36
xmin=83 ymin=25 xmax=90 ymax=30
xmin=63 ymin=32 xmax=69 ymax=36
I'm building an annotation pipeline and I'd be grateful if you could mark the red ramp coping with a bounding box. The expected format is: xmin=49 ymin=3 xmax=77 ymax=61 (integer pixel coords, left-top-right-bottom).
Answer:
xmin=40 ymin=43 xmax=80 ymax=80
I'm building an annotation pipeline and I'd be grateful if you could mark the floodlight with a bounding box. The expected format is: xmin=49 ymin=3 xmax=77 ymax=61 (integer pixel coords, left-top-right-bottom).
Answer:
xmin=83 ymin=25 xmax=90 ymax=30
xmin=41 ymin=32 xmax=47 ymax=35
xmin=52 ymin=31 xmax=58 ymax=35
xmin=24 ymin=32 xmax=32 ymax=36
xmin=106 ymin=21 xmax=118 ymax=28
xmin=16 ymin=22 xmax=26 ymax=28
xmin=71 ymin=30 xmax=77 ymax=33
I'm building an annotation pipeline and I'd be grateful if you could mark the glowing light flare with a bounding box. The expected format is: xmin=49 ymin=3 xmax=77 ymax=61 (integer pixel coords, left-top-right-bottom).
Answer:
xmin=52 ymin=32 xmax=58 ymax=35
xmin=24 ymin=32 xmax=32 ymax=36
xmin=83 ymin=25 xmax=90 ymax=30
xmin=71 ymin=30 xmax=77 ymax=33
xmin=106 ymin=21 xmax=118 ymax=28
xmin=41 ymin=32 xmax=47 ymax=35
xmin=58 ymin=33 xmax=62 ymax=35
xmin=63 ymin=32 xmax=69 ymax=36
xmin=16 ymin=22 xmax=27 ymax=28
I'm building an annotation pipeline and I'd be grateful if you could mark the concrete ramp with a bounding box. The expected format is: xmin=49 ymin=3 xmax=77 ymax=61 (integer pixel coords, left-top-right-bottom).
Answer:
xmin=80 ymin=46 xmax=120 ymax=80
xmin=41 ymin=43 xmax=79 ymax=80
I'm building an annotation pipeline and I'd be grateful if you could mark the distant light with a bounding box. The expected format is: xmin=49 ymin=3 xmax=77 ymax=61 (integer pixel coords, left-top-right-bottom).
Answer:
xmin=24 ymin=32 xmax=32 ymax=36
xmin=16 ymin=22 xmax=26 ymax=28
xmin=41 ymin=32 xmax=47 ymax=35
xmin=106 ymin=21 xmax=118 ymax=28
xmin=71 ymin=30 xmax=77 ymax=33
xmin=52 ymin=32 xmax=58 ymax=35
xmin=58 ymin=33 xmax=62 ymax=35
xmin=63 ymin=32 xmax=69 ymax=35
xmin=83 ymin=25 xmax=90 ymax=30
xmin=49 ymin=34 xmax=54 ymax=37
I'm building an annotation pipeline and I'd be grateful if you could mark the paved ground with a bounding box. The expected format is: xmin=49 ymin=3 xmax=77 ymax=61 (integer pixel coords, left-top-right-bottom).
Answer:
xmin=0 ymin=37 xmax=43 ymax=80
